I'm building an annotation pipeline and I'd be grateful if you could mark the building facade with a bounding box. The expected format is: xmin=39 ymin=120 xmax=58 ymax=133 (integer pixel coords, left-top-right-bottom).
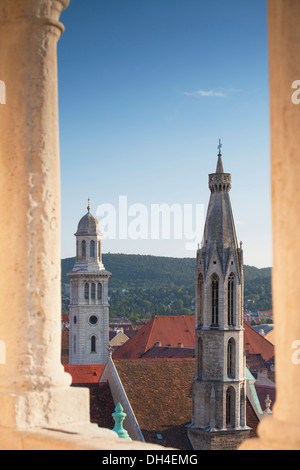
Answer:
xmin=187 ymin=146 xmax=250 ymax=450
xmin=68 ymin=202 xmax=111 ymax=365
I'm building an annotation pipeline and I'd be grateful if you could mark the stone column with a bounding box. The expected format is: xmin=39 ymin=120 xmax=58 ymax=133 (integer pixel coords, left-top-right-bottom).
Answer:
xmin=240 ymin=0 xmax=300 ymax=450
xmin=0 ymin=0 xmax=90 ymax=430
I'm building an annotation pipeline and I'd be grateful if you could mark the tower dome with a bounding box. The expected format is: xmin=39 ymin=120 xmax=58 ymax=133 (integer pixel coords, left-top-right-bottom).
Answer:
xmin=75 ymin=199 xmax=102 ymax=236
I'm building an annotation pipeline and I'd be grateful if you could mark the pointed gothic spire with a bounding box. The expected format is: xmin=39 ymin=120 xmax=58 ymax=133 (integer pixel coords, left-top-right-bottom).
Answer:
xmin=203 ymin=143 xmax=240 ymax=277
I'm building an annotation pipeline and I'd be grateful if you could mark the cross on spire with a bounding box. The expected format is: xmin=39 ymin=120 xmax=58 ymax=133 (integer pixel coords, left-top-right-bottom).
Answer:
xmin=87 ymin=198 xmax=91 ymax=213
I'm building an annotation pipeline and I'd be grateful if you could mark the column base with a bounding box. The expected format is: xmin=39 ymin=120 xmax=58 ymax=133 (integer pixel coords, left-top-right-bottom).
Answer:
xmin=0 ymin=386 xmax=90 ymax=431
xmin=187 ymin=424 xmax=250 ymax=451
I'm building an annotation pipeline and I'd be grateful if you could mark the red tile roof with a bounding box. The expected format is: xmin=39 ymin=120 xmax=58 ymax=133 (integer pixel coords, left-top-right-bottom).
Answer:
xmin=113 ymin=315 xmax=274 ymax=365
xmin=243 ymin=322 xmax=275 ymax=362
xmin=141 ymin=345 xmax=195 ymax=359
xmin=113 ymin=315 xmax=195 ymax=360
xmin=64 ymin=364 xmax=105 ymax=384
xmin=114 ymin=358 xmax=194 ymax=449
xmin=113 ymin=358 xmax=260 ymax=449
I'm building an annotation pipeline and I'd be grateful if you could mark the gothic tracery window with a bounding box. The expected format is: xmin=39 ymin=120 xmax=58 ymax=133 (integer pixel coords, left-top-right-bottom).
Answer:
xmin=226 ymin=387 xmax=236 ymax=428
xmin=197 ymin=337 xmax=203 ymax=377
xmin=211 ymin=274 xmax=219 ymax=325
xmin=228 ymin=273 xmax=234 ymax=326
xmin=227 ymin=338 xmax=235 ymax=378
xmin=197 ymin=273 xmax=204 ymax=326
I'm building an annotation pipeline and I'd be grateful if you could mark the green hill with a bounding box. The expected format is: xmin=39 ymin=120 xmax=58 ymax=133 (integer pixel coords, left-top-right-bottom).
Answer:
xmin=62 ymin=253 xmax=196 ymax=288
xmin=61 ymin=254 xmax=272 ymax=319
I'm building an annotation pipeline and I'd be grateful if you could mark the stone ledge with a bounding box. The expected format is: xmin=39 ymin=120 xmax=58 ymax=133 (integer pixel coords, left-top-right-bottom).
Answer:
xmin=0 ymin=424 xmax=172 ymax=451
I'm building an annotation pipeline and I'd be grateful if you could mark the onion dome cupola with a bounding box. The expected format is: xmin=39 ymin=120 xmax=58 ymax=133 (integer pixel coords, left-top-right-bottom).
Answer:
xmin=75 ymin=198 xmax=102 ymax=237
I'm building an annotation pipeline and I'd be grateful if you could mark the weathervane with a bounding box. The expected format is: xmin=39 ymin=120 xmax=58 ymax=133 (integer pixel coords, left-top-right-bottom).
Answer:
xmin=217 ymin=138 xmax=222 ymax=156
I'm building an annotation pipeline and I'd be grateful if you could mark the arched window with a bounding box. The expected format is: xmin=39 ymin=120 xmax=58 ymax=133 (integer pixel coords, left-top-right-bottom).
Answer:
xmin=98 ymin=241 xmax=101 ymax=261
xmin=240 ymin=384 xmax=246 ymax=427
xmin=227 ymin=338 xmax=235 ymax=378
xmin=226 ymin=387 xmax=236 ymax=428
xmin=197 ymin=273 xmax=204 ymax=327
xmin=197 ymin=337 xmax=203 ymax=377
xmin=82 ymin=240 xmax=86 ymax=258
xmin=90 ymin=240 xmax=95 ymax=257
xmin=211 ymin=274 xmax=219 ymax=325
xmin=97 ymin=283 xmax=102 ymax=301
xmin=84 ymin=282 xmax=89 ymax=300
xmin=91 ymin=282 xmax=95 ymax=300
xmin=91 ymin=335 xmax=96 ymax=353
xmin=228 ymin=273 xmax=234 ymax=326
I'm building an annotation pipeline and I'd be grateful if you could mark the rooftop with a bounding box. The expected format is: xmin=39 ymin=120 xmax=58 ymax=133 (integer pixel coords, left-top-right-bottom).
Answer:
xmin=112 ymin=315 xmax=195 ymax=360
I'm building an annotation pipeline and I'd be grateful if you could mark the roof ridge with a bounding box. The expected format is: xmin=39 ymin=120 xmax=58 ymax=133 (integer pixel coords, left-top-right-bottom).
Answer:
xmin=143 ymin=316 xmax=156 ymax=356
xmin=244 ymin=322 xmax=274 ymax=347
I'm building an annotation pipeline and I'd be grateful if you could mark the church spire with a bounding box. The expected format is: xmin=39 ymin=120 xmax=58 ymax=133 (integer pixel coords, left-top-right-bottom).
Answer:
xmin=187 ymin=142 xmax=249 ymax=450
xmin=203 ymin=144 xmax=239 ymax=276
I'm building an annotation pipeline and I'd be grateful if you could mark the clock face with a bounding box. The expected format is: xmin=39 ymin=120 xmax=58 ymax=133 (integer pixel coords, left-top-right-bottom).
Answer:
xmin=89 ymin=315 xmax=98 ymax=326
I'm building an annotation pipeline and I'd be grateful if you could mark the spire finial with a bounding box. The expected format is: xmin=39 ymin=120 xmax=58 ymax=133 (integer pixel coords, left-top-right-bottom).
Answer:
xmin=87 ymin=198 xmax=91 ymax=213
xmin=216 ymin=139 xmax=224 ymax=173
xmin=217 ymin=138 xmax=222 ymax=156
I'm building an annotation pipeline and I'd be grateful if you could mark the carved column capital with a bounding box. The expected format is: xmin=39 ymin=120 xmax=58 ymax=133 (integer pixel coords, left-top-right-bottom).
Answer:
xmin=0 ymin=0 xmax=71 ymax=36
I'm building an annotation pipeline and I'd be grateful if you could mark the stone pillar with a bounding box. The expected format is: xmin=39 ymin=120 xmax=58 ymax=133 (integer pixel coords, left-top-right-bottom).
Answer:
xmin=0 ymin=0 xmax=90 ymax=430
xmin=240 ymin=0 xmax=300 ymax=450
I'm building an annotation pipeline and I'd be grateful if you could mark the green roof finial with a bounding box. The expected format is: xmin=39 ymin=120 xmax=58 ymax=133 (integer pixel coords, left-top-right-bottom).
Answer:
xmin=112 ymin=403 xmax=132 ymax=441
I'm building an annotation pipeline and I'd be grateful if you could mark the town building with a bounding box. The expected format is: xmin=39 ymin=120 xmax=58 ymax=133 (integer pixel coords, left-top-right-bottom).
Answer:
xmin=67 ymin=201 xmax=111 ymax=365
xmin=187 ymin=146 xmax=250 ymax=450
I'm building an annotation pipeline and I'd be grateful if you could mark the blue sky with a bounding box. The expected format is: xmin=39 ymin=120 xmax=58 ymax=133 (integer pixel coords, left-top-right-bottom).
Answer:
xmin=58 ymin=0 xmax=271 ymax=268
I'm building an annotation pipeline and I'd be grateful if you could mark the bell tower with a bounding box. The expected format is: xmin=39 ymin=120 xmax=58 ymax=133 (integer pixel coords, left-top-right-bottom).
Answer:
xmin=187 ymin=142 xmax=250 ymax=450
xmin=68 ymin=201 xmax=111 ymax=365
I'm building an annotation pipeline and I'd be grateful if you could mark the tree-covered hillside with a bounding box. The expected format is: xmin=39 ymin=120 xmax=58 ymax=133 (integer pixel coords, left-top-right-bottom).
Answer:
xmin=61 ymin=254 xmax=272 ymax=320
